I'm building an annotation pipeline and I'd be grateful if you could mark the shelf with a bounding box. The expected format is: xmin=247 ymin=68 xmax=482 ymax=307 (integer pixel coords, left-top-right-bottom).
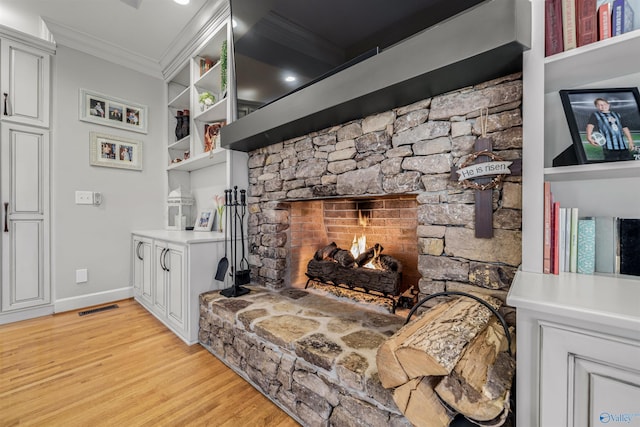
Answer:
xmin=507 ymin=270 xmax=640 ymax=332
xmin=167 ymin=148 xmax=226 ymax=172
xmin=193 ymin=97 xmax=227 ymax=122
xmin=168 ymin=87 xmax=190 ymax=109
xmin=168 ymin=136 xmax=190 ymax=151
xmin=545 ymin=29 xmax=640 ymax=93
xmin=544 ymin=160 xmax=640 ymax=181
xmin=194 ymin=61 xmax=221 ymax=94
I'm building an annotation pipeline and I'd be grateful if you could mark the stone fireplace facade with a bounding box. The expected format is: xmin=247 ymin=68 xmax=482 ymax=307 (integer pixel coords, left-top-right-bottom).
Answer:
xmin=246 ymin=73 xmax=523 ymax=310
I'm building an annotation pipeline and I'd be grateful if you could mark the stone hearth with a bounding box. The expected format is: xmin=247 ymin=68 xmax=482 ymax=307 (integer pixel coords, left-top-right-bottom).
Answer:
xmin=199 ymin=286 xmax=412 ymax=426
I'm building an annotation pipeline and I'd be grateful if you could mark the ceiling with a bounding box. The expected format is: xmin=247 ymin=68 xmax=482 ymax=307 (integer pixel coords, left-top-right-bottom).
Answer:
xmin=0 ymin=0 xmax=218 ymax=77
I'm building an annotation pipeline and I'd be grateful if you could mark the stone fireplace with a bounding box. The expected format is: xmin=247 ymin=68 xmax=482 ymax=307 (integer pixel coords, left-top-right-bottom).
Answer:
xmin=246 ymin=72 xmax=523 ymax=314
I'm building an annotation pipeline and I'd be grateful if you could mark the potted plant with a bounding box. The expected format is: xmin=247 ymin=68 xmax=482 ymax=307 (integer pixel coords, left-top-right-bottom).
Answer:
xmin=199 ymin=92 xmax=216 ymax=111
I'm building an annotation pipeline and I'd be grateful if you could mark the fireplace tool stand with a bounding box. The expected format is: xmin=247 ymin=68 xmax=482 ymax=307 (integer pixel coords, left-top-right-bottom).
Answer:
xmin=220 ymin=186 xmax=250 ymax=298
xmin=405 ymin=291 xmax=515 ymax=427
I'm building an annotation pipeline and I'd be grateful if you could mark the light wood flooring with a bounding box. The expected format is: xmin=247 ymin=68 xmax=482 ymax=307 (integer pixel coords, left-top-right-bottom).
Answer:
xmin=0 ymin=298 xmax=300 ymax=426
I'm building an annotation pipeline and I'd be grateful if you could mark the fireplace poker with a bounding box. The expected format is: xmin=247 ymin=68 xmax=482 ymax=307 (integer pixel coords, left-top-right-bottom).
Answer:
xmin=235 ymin=189 xmax=251 ymax=285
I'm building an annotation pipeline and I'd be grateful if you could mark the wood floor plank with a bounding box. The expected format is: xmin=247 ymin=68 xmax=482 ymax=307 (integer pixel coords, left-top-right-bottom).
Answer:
xmin=0 ymin=299 xmax=300 ymax=426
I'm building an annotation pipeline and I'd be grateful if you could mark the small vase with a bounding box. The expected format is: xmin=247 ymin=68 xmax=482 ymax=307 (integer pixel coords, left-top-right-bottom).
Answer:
xmin=181 ymin=109 xmax=190 ymax=138
xmin=175 ymin=111 xmax=184 ymax=140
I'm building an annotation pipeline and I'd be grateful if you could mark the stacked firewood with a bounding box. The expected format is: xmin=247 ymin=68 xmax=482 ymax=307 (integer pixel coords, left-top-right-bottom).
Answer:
xmin=376 ymin=295 xmax=515 ymax=427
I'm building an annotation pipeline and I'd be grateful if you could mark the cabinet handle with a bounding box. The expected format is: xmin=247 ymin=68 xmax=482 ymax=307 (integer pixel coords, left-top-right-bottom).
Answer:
xmin=163 ymin=248 xmax=170 ymax=272
xmin=136 ymin=241 xmax=143 ymax=260
xmin=159 ymin=248 xmax=166 ymax=271
xmin=3 ymin=93 xmax=8 ymax=116
xmin=3 ymin=202 xmax=8 ymax=232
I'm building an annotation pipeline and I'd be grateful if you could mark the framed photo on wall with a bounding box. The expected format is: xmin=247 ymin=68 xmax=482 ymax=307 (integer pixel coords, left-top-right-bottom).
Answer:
xmin=89 ymin=132 xmax=142 ymax=171
xmin=79 ymin=88 xmax=148 ymax=134
xmin=559 ymin=88 xmax=640 ymax=164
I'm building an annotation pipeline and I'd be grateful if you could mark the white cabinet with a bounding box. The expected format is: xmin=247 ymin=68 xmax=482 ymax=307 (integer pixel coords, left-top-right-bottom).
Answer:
xmin=131 ymin=231 xmax=225 ymax=345
xmin=132 ymin=236 xmax=152 ymax=304
xmin=1 ymin=123 xmax=50 ymax=313
xmin=1 ymin=37 xmax=51 ymax=128
xmin=515 ymin=2 xmax=640 ymax=423
xmin=507 ymin=272 xmax=640 ymax=427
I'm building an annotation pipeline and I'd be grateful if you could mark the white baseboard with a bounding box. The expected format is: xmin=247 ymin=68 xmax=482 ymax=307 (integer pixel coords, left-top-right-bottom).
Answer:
xmin=0 ymin=305 xmax=55 ymax=325
xmin=54 ymin=287 xmax=134 ymax=313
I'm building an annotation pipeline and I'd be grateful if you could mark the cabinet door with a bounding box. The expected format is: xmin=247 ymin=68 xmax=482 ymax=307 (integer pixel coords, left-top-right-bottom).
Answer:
xmin=132 ymin=236 xmax=152 ymax=302
xmin=1 ymin=39 xmax=51 ymax=128
xmin=1 ymin=124 xmax=50 ymax=311
xmin=166 ymin=244 xmax=186 ymax=333
xmin=153 ymin=244 xmax=168 ymax=315
xmin=540 ymin=323 xmax=640 ymax=426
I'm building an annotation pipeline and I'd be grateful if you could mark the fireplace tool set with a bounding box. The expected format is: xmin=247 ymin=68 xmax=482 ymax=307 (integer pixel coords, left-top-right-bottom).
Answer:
xmin=218 ymin=186 xmax=251 ymax=298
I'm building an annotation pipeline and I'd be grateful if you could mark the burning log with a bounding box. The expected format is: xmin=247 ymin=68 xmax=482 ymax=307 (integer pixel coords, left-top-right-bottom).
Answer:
xmin=376 ymin=295 xmax=514 ymax=427
xmin=306 ymin=259 xmax=401 ymax=295
xmin=314 ymin=242 xmax=338 ymax=261
xmin=355 ymin=243 xmax=383 ymax=267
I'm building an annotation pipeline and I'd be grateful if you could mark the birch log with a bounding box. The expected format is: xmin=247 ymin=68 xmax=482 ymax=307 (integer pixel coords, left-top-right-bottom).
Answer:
xmin=394 ymin=295 xmax=502 ymax=377
xmin=376 ymin=299 xmax=457 ymax=388
xmin=393 ymin=377 xmax=454 ymax=427
xmin=434 ymin=318 xmax=516 ymax=422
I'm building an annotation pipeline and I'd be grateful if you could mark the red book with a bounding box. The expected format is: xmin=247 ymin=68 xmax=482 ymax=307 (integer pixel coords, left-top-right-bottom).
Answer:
xmin=576 ymin=0 xmax=598 ymax=47
xmin=543 ymin=182 xmax=552 ymax=274
xmin=598 ymin=2 xmax=612 ymax=40
xmin=553 ymin=201 xmax=561 ymax=275
xmin=546 ymin=0 xmax=565 ymax=56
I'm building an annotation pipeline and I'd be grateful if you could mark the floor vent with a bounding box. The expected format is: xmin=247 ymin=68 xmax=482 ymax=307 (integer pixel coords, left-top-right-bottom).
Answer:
xmin=78 ymin=304 xmax=119 ymax=316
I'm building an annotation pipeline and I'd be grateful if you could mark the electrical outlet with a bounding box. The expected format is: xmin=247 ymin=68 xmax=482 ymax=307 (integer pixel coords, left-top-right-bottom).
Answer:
xmin=75 ymin=191 xmax=93 ymax=205
xmin=76 ymin=269 xmax=88 ymax=283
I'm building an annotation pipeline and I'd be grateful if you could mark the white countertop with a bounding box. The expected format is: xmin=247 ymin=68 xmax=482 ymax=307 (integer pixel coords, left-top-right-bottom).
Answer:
xmin=132 ymin=229 xmax=226 ymax=244
xmin=507 ymin=270 xmax=640 ymax=333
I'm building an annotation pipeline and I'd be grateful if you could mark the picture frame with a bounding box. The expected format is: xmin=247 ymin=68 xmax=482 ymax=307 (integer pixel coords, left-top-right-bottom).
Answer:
xmin=79 ymin=88 xmax=148 ymax=134
xmin=89 ymin=132 xmax=142 ymax=171
xmin=194 ymin=210 xmax=215 ymax=231
xmin=559 ymin=88 xmax=640 ymax=164
xmin=203 ymin=121 xmax=225 ymax=152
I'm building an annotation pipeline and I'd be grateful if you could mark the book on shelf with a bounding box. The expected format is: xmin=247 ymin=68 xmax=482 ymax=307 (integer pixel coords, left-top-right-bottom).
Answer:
xmin=543 ymin=182 xmax=552 ymax=274
xmin=612 ymin=0 xmax=635 ymax=35
xmin=618 ymin=218 xmax=640 ymax=276
xmin=546 ymin=0 xmax=565 ymax=56
xmin=595 ymin=216 xmax=618 ymax=273
xmin=598 ymin=1 xmax=613 ymax=40
xmin=562 ymin=0 xmax=578 ymax=50
xmin=559 ymin=207 xmax=567 ymax=272
xmin=569 ymin=207 xmax=579 ymax=273
xmin=553 ymin=201 xmax=561 ymax=274
xmin=577 ymin=217 xmax=596 ymax=274
xmin=576 ymin=0 xmax=598 ymax=46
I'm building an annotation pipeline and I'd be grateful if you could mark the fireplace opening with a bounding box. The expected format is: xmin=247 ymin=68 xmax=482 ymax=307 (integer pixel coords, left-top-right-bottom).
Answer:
xmin=289 ymin=195 xmax=419 ymax=308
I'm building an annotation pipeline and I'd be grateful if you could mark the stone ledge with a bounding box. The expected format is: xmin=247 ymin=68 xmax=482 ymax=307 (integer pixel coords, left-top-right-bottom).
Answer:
xmin=199 ymin=286 xmax=412 ymax=427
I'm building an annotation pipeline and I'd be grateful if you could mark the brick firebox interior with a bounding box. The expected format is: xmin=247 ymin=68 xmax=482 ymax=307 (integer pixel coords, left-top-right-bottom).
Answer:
xmin=289 ymin=196 xmax=419 ymax=294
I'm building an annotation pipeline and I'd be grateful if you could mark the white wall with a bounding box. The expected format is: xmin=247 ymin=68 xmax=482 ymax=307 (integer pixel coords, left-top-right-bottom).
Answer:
xmin=52 ymin=46 xmax=165 ymax=311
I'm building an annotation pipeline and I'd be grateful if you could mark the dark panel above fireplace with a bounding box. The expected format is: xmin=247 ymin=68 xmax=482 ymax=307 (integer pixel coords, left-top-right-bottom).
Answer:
xmin=221 ymin=0 xmax=530 ymax=152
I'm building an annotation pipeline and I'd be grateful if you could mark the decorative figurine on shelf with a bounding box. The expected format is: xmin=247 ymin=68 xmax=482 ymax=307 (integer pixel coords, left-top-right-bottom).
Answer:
xmin=199 ymin=92 xmax=216 ymax=111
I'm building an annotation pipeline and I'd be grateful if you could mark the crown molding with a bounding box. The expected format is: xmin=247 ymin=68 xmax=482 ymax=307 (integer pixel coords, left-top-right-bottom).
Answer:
xmin=160 ymin=0 xmax=230 ymax=81
xmin=0 ymin=23 xmax=56 ymax=54
xmin=42 ymin=18 xmax=163 ymax=79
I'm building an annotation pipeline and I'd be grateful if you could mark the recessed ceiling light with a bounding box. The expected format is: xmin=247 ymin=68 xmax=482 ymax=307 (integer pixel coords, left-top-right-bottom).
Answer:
xmin=174 ymin=0 xmax=190 ymax=5
xmin=284 ymin=76 xmax=296 ymax=82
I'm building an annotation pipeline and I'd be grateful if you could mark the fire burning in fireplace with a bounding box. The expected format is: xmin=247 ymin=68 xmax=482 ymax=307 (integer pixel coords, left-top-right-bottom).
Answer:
xmin=349 ymin=210 xmax=377 ymax=269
